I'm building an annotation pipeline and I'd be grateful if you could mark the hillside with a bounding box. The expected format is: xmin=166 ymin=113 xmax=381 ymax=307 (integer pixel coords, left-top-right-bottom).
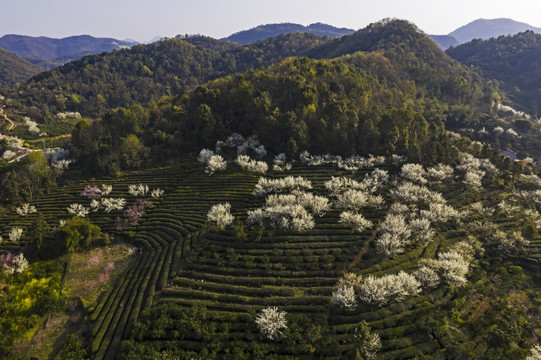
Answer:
xmin=449 ymin=18 xmax=541 ymax=44
xmin=0 ymin=34 xmax=138 ymax=69
xmin=68 ymin=21 xmax=498 ymax=176
xmin=447 ymin=31 xmax=541 ymax=117
xmin=2 ymin=18 xmax=541 ymax=360
xmin=223 ymin=22 xmax=355 ymax=44
xmin=8 ymin=19 xmax=497 ymax=123
xmin=0 ymin=48 xmax=42 ymax=87
xmin=8 ymin=33 xmax=326 ymax=118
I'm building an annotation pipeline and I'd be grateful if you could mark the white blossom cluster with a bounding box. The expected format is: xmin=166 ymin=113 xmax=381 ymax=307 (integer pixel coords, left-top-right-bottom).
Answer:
xmin=24 ymin=117 xmax=43 ymax=135
xmin=0 ymin=133 xmax=24 ymax=152
xmin=359 ymin=271 xmax=421 ymax=306
xmin=265 ymin=193 xmax=330 ymax=216
xmin=67 ymin=203 xmax=90 ymax=217
xmin=337 ymin=155 xmax=386 ymax=173
xmin=520 ymin=174 xmax=541 ymax=188
xmin=493 ymin=126 xmax=504 ymax=135
xmin=391 ymin=182 xmax=445 ymax=207
xmin=401 ymin=163 xmax=454 ymax=185
xmin=526 ymin=344 xmax=541 ymax=360
xmin=255 ymin=307 xmax=287 ymax=340
xmin=335 ymin=190 xmax=384 ymax=211
xmin=16 ymin=203 xmax=37 ymax=216
xmin=206 ymin=155 xmax=227 ymax=175
xmin=300 ymin=151 xmax=342 ymax=166
xmin=299 ymin=151 xmax=386 ymax=172
xmin=456 ymin=153 xmax=498 ymax=190
xmin=375 ymin=213 xmax=412 ymax=256
xmin=235 ymin=155 xmax=268 ymax=174
xmin=3 ymin=253 xmax=29 ymax=274
xmin=51 ymin=159 xmax=73 ymax=170
xmin=43 ymin=148 xmax=70 ymax=162
xmin=495 ymin=102 xmax=530 ymax=119
xmin=247 ymin=203 xmax=315 ymax=232
xmin=378 ymin=183 xmax=459 ymax=256
xmin=91 ymin=198 xmax=127 ymax=213
xmin=215 ymin=133 xmax=267 ymax=158
xmin=197 ymin=149 xmax=228 ymax=175
xmin=128 ymin=184 xmax=150 ymax=197
xmin=391 ymin=154 xmax=407 ymax=166
xmin=253 ymin=176 xmax=312 ymax=196
xmin=332 ymin=273 xmax=363 ymax=310
xmin=417 ymin=240 xmax=479 ymax=288
xmin=43 ymin=148 xmax=73 ymax=170
xmin=101 ymin=184 xmax=113 ymax=196
xmin=151 ymin=188 xmax=164 ymax=199
xmin=401 ymin=163 xmax=428 ymax=184
xmin=9 ymin=227 xmax=23 ymax=244
xmin=56 ymin=111 xmax=81 ymax=119
xmin=272 ymin=153 xmax=292 ymax=172
xmin=490 ymin=230 xmax=528 ymax=254
xmin=207 ymin=203 xmax=234 ymax=229
xmin=426 ymin=164 xmax=454 ymax=182
xmin=339 ymin=211 xmax=373 ymax=233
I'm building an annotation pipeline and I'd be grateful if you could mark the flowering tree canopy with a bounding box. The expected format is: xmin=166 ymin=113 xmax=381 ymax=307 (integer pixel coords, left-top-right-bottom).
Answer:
xmin=255 ymin=307 xmax=288 ymax=340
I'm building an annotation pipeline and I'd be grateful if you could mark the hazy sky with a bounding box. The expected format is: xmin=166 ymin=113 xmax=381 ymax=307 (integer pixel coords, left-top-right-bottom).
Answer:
xmin=2 ymin=0 xmax=541 ymax=42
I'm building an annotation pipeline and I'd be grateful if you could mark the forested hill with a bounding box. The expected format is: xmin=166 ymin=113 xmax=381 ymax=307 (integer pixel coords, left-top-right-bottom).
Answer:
xmin=307 ymin=19 xmax=495 ymax=108
xmin=71 ymin=23 xmax=499 ymax=175
xmin=0 ymin=48 xmax=42 ymax=87
xmin=447 ymin=31 xmax=541 ymax=117
xmin=15 ymin=32 xmax=327 ymax=118
xmin=223 ymin=22 xmax=355 ymax=44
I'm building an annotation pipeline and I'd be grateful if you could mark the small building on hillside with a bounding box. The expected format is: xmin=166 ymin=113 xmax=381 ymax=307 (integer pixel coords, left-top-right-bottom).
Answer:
xmin=500 ymin=148 xmax=517 ymax=162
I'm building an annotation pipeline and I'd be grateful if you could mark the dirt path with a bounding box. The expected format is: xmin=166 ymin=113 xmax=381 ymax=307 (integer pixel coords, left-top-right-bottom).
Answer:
xmin=0 ymin=107 xmax=14 ymax=131
xmin=347 ymin=227 xmax=379 ymax=271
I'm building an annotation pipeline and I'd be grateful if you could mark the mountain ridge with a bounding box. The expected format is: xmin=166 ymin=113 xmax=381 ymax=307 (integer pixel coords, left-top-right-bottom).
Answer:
xmin=223 ymin=22 xmax=355 ymax=44
xmin=449 ymin=18 xmax=541 ymax=44
xmin=0 ymin=34 xmax=138 ymax=69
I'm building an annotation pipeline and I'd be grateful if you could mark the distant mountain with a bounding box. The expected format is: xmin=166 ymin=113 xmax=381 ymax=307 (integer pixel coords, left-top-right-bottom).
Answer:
xmin=223 ymin=22 xmax=355 ymax=44
xmin=449 ymin=18 xmax=541 ymax=44
xmin=0 ymin=48 xmax=42 ymax=88
xmin=428 ymin=35 xmax=459 ymax=50
xmin=0 ymin=34 xmax=138 ymax=69
xmin=447 ymin=30 xmax=541 ymax=116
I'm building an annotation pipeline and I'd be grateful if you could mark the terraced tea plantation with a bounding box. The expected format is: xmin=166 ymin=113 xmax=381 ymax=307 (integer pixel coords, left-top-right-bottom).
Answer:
xmin=2 ymin=156 xmax=540 ymax=360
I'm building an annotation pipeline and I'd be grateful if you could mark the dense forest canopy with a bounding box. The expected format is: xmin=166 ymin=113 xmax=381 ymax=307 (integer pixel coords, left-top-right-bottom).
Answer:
xmin=447 ymin=31 xmax=541 ymax=117
xmin=63 ymin=20 xmax=503 ymax=175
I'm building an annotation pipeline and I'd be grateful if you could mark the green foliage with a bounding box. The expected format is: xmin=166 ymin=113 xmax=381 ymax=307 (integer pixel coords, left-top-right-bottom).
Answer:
xmin=28 ymin=212 xmax=51 ymax=256
xmin=448 ymin=31 xmax=541 ymax=117
xmin=11 ymin=33 xmax=325 ymax=118
xmin=55 ymin=217 xmax=102 ymax=253
xmin=0 ymin=259 xmax=64 ymax=358
xmin=0 ymin=47 xmax=42 ymax=88
xmin=56 ymin=334 xmax=89 ymax=360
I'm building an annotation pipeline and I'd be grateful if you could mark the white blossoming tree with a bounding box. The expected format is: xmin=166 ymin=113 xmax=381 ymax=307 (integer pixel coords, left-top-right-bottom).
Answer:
xmin=255 ymin=307 xmax=288 ymax=340
xmin=101 ymin=184 xmax=113 ymax=196
xmin=9 ymin=227 xmax=23 ymax=245
xmin=526 ymin=344 xmax=541 ymax=360
xmin=16 ymin=203 xmax=37 ymax=216
xmin=151 ymin=188 xmax=164 ymax=199
xmin=67 ymin=203 xmax=89 ymax=217
xmin=207 ymin=203 xmax=234 ymax=230
xmin=206 ymin=155 xmax=227 ymax=175
xmin=359 ymin=271 xmax=421 ymax=306
xmin=401 ymin=163 xmax=427 ymax=184
xmin=332 ymin=285 xmax=357 ymax=310
xmin=339 ymin=211 xmax=373 ymax=232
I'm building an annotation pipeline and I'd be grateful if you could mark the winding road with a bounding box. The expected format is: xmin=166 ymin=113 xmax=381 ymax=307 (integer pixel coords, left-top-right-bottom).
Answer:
xmin=0 ymin=107 xmax=14 ymax=131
